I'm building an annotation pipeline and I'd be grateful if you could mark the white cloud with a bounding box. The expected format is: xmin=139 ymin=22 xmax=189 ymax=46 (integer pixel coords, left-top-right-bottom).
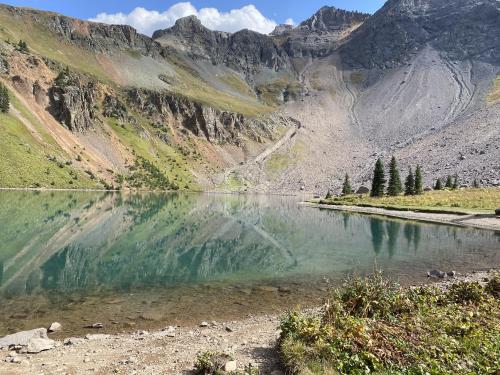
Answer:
xmin=90 ymin=2 xmax=278 ymax=36
xmin=284 ymin=18 xmax=295 ymax=26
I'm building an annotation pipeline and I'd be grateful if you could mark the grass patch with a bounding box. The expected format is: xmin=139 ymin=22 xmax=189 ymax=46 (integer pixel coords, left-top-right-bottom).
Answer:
xmin=256 ymin=76 xmax=304 ymax=106
xmin=280 ymin=272 xmax=500 ymax=374
xmin=0 ymin=89 xmax=96 ymax=189
xmin=350 ymin=72 xmax=364 ymax=84
xmin=167 ymin=56 xmax=272 ymax=116
xmin=487 ymin=76 xmax=500 ymax=105
xmin=316 ymin=189 xmax=499 ymax=214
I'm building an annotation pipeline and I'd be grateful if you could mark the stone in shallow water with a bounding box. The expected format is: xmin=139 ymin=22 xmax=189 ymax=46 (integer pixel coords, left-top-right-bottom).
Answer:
xmin=48 ymin=322 xmax=62 ymax=333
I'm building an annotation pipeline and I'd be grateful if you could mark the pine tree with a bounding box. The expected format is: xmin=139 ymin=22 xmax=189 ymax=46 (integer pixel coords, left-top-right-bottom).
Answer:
xmin=473 ymin=179 xmax=479 ymax=188
xmin=17 ymin=40 xmax=28 ymax=53
xmin=445 ymin=175 xmax=453 ymax=189
xmin=414 ymin=165 xmax=423 ymax=195
xmin=0 ymin=83 xmax=9 ymax=113
xmin=325 ymin=190 xmax=332 ymax=199
xmin=405 ymin=167 xmax=415 ymax=196
xmin=387 ymin=156 xmax=402 ymax=196
xmin=435 ymin=178 xmax=443 ymax=190
xmin=452 ymin=174 xmax=459 ymax=190
xmin=370 ymin=159 xmax=386 ymax=197
xmin=342 ymin=173 xmax=353 ymax=196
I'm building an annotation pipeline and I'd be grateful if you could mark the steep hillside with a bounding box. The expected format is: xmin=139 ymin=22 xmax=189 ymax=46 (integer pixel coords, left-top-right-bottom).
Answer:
xmin=0 ymin=0 xmax=498 ymax=193
xmin=0 ymin=4 xmax=294 ymax=190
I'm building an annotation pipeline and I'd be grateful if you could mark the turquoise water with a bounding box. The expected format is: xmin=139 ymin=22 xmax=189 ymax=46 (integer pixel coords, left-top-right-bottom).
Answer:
xmin=0 ymin=191 xmax=498 ymax=335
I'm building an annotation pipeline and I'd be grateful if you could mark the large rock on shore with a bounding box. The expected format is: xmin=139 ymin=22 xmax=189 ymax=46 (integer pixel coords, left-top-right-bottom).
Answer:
xmin=0 ymin=328 xmax=55 ymax=353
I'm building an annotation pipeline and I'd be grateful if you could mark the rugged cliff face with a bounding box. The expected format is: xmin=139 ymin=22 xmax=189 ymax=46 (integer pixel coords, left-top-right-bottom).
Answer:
xmin=153 ymin=16 xmax=292 ymax=78
xmin=340 ymin=0 xmax=500 ymax=69
xmin=271 ymin=7 xmax=370 ymax=58
xmin=48 ymin=71 xmax=99 ymax=133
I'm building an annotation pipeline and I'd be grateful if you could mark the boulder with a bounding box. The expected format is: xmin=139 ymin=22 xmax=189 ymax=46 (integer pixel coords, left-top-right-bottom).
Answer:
xmin=0 ymin=328 xmax=48 ymax=349
xmin=427 ymin=270 xmax=446 ymax=278
xmin=26 ymin=338 xmax=55 ymax=353
xmin=356 ymin=186 xmax=370 ymax=195
xmin=224 ymin=361 xmax=238 ymax=372
xmin=495 ymin=208 xmax=500 ymax=217
xmin=48 ymin=322 xmax=62 ymax=333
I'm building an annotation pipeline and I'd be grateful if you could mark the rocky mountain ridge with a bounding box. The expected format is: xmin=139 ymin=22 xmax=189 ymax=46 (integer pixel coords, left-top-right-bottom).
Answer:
xmin=0 ymin=0 xmax=498 ymax=192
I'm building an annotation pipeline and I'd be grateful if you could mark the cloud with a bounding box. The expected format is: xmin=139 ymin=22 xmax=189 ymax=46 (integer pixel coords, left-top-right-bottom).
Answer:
xmin=284 ymin=18 xmax=295 ymax=26
xmin=90 ymin=2 xmax=278 ymax=36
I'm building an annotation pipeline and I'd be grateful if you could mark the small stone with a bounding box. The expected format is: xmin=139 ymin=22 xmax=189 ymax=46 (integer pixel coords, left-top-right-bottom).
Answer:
xmin=64 ymin=337 xmax=85 ymax=346
xmin=225 ymin=326 xmax=234 ymax=332
xmin=84 ymin=323 xmax=103 ymax=329
xmin=48 ymin=322 xmax=62 ymax=333
xmin=271 ymin=370 xmax=285 ymax=375
xmin=83 ymin=357 xmax=90 ymax=363
xmin=26 ymin=338 xmax=56 ymax=353
xmin=278 ymin=286 xmax=292 ymax=293
xmin=224 ymin=361 xmax=237 ymax=372
xmin=200 ymin=322 xmax=209 ymax=327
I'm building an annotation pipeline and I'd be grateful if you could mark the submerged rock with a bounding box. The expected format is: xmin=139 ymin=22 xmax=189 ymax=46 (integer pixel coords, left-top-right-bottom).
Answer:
xmin=427 ymin=270 xmax=447 ymax=278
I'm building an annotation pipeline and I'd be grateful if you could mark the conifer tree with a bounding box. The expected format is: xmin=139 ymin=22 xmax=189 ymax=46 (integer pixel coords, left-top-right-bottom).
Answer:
xmin=387 ymin=156 xmax=402 ymax=196
xmin=445 ymin=175 xmax=453 ymax=189
xmin=473 ymin=179 xmax=479 ymax=188
xmin=325 ymin=190 xmax=332 ymax=199
xmin=414 ymin=165 xmax=423 ymax=195
xmin=435 ymin=178 xmax=443 ymax=190
xmin=405 ymin=167 xmax=415 ymax=196
xmin=452 ymin=173 xmax=459 ymax=190
xmin=370 ymin=159 xmax=386 ymax=197
xmin=0 ymin=83 xmax=9 ymax=113
xmin=342 ymin=173 xmax=353 ymax=196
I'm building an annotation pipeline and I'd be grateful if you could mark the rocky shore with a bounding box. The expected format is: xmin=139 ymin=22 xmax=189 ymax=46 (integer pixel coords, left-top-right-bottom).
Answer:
xmin=301 ymin=202 xmax=500 ymax=232
xmin=0 ymin=270 xmax=496 ymax=375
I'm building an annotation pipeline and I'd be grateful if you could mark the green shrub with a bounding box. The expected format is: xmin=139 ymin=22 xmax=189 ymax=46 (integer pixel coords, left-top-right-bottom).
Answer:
xmin=194 ymin=351 xmax=232 ymax=375
xmin=447 ymin=281 xmax=484 ymax=304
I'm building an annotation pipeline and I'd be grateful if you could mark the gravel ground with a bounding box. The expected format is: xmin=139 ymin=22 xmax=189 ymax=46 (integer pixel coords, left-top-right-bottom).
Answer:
xmin=0 ymin=270 xmax=497 ymax=375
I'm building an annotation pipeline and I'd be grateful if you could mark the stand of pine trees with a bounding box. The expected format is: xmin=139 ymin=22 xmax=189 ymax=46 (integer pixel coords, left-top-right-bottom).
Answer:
xmin=0 ymin=83 xmax=9 ymax=113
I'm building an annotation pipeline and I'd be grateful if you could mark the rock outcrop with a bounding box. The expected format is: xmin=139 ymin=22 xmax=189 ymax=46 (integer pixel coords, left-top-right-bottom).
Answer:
xmin=271 ymin=7 xmax=370 ymax=58
xmin=340 ymin=0 xmax=500 ymax=69
xmin=153 ymin=16 xmax=291 ymax=77
xmin=127 ymin=88 xmax=276 ymax=144
xmin=48 ymin=72 xmax=98 ymax=132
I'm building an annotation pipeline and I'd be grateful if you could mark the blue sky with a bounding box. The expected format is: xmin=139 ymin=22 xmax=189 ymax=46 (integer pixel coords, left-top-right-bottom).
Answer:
xmin=1 ymin=1 xmax=385 ymax=35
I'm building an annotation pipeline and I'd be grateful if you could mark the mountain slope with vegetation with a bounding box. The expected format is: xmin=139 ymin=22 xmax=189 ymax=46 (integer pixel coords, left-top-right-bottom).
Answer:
xmin=0 ymin=1 xmax=498 ymax=192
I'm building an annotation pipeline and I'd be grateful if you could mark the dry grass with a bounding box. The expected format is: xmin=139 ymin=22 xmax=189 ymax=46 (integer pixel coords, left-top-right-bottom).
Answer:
xmin=318 ymin=188 xmax=500 ymax=213
xmin=487 ymin=76 xmax=500 ymax=104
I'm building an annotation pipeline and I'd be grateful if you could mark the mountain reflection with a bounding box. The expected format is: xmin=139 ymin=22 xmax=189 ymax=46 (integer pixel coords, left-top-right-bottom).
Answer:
xmin=0 ymin=192 xmax=498 ymax=299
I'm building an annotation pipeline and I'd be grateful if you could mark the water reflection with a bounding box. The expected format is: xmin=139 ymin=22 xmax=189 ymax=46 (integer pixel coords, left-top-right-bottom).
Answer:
xmin=0 ymin=191 xmax=498 ymax=335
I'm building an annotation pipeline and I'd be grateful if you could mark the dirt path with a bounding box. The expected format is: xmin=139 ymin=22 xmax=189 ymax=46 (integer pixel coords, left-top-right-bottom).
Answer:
xmin=301 ymin=202 xmax=500 ymax=232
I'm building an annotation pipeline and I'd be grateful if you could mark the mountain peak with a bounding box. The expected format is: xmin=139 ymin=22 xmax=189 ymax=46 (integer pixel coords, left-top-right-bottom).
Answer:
xmin=299 ymin=6 xmax=370 ymax=31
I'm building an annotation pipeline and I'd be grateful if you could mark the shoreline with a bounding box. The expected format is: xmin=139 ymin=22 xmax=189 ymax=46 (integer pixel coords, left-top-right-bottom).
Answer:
xmin=301 ymin=202 xmax=500 ymax=232
xmin=0 ymin=270 xmax=496 ymax=374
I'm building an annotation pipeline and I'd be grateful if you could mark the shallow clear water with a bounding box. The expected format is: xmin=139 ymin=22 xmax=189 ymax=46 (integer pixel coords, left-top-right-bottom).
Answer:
xmin=0 ymin=191 xmax=498 ymax=336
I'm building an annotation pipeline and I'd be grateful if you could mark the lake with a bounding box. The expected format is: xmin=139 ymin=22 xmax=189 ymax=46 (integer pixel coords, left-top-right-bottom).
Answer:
xmin=0 ymin=191 xmax=498 ymax=336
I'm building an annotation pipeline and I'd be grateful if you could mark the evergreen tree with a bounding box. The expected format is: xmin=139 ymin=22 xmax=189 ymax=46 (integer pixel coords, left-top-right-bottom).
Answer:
xmin=325 ymin=190 xmax=332 ymax=199
xmin=445 ymin=175 xmax=453 ymax=189
xmin=452 ymin=174 xmax=459 ymax=190
xmin=0 ymin=83 xmax=9 ymax=113
xmin=387 ymin=156 xmax=402 ymax=196
xmin=370 ymin=159 xmax=386 ymax=197
xmin=17 ymin=40 xmax=28 ymax=53
xmin=435 ymin=178 xmax=443 ymax=190
xmin=405 ymin=167 xmax=415 ymax=196
xmin=473 ymin=179 xmax=479 ymax=188
xmin=342 ymin=173 xmax=353 ymax=196
xmin=414 ymin=165 xmax=423 ymax=195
